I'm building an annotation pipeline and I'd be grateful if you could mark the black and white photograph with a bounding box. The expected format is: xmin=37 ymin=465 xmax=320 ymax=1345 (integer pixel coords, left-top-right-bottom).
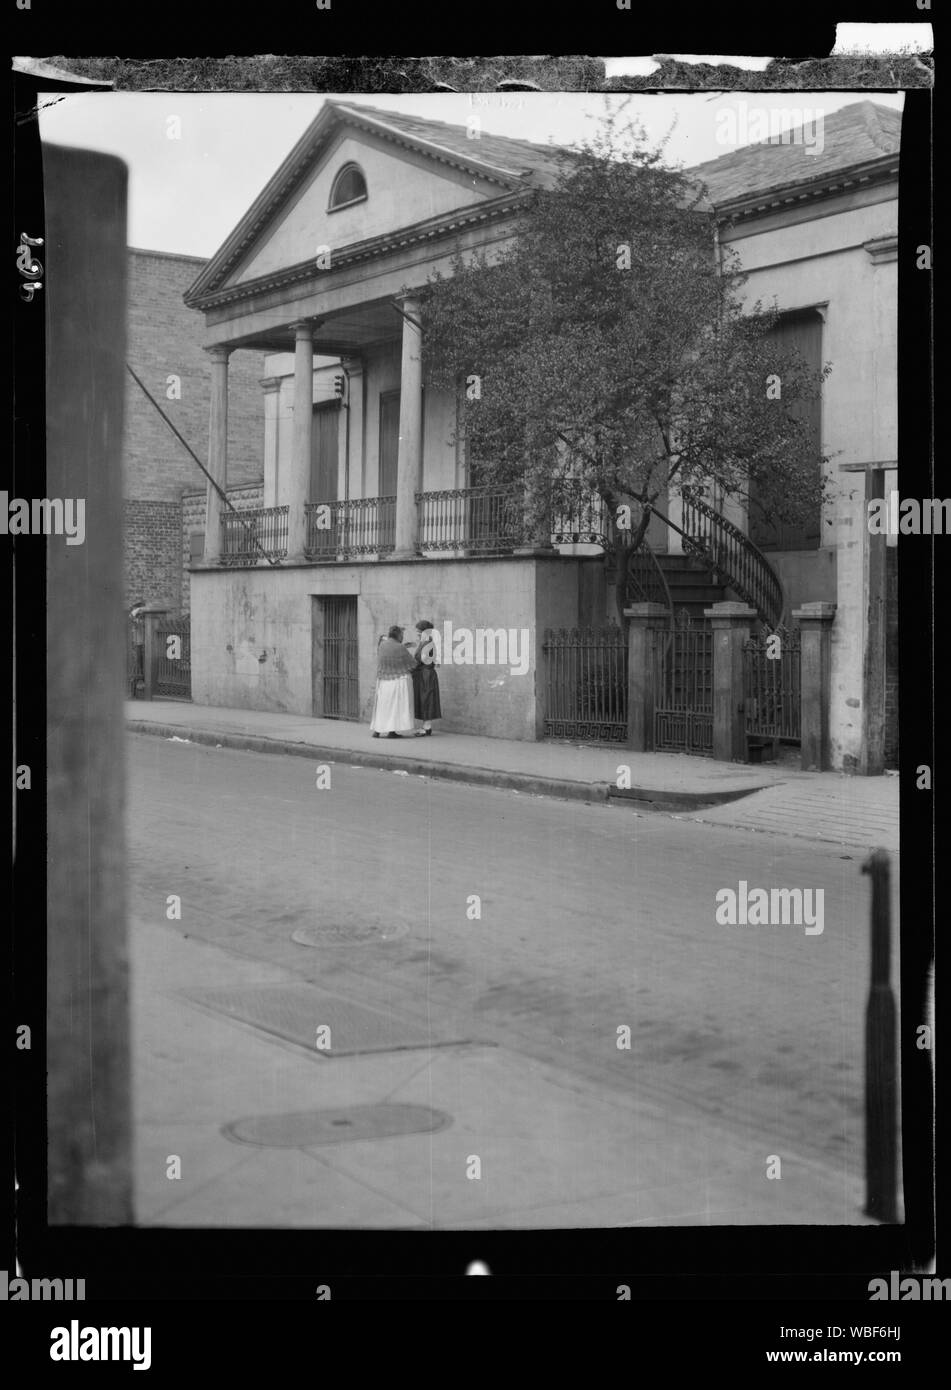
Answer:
xmin=10 ymin=40 xmax=936 ymax=1329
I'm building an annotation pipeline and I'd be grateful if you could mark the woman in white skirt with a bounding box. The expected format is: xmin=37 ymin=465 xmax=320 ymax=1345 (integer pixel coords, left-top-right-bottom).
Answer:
xmin=370 ymin=626 xmax=416 ymax=738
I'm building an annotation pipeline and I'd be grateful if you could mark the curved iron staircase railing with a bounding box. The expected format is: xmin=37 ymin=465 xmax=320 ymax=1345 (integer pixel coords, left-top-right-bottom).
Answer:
xmin=675 ymin=488 xmax=785 ymax=629
xmin=620 ymin=532 xmax=674 ymax=617
xmin=545 ymin=480 xmax=786 ymax=630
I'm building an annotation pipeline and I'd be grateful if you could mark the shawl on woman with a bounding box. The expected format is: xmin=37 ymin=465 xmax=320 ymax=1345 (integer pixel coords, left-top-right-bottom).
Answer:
xmin=376 ymin=637 xmax=416 ymax=678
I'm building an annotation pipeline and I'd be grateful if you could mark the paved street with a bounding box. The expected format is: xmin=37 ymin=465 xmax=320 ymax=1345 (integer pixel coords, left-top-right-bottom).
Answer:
xmin=127 ymin=733 xmax=899 ymax=1228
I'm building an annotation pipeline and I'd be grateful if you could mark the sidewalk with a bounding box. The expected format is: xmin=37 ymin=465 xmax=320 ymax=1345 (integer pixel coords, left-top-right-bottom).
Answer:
xmin=126 ymin=699 xmax=899 ymax=850
xmin=133 ymin=911 xmax=875 ymax=1228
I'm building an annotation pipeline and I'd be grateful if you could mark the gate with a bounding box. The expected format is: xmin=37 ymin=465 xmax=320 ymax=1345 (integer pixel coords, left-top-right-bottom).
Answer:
xmin=127 ymin=616 xmax=144 ymax=697
xmin=154 ymin=613 xmax=191 ymax=700
xmin=744 ymin=623 xmax=801 ymax=744
xmin=652 ymin=611 xmax=714 ymax=756
xmin=322 ymin=597 xmax=359 ymax=719
xmin=542 ymin=626 xmax=627 ymax=742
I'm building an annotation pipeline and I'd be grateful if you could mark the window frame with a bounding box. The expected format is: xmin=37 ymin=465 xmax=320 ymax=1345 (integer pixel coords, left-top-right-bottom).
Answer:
xmin=327 ymin=162 xmax=368 ymax=214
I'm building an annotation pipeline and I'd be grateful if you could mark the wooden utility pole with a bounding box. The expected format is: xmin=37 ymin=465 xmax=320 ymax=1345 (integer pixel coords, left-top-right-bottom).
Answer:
xmin=45 ymin=145 xmax=133 ymax=1224
xmin=861 ymin=848 xmax=899 ymax=1223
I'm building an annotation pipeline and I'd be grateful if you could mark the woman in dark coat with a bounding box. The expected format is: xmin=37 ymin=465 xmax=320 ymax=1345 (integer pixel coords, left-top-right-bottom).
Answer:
xmin=411 ymin=619 xmax=441 ymax=736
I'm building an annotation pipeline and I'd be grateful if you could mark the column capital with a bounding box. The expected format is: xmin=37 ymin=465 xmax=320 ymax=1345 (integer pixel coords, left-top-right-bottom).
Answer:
xmin=205 ymin=344 xmax=232 ymax=363
xmin=290 ymin=319 xmax=320 ymax=339
xmin=260 ymin=376 xmax=283 ymax=394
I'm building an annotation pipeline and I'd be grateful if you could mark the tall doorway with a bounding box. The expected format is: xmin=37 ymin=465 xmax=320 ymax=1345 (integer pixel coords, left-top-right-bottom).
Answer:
xmin=311 ymin=403 xmax=340 ymax=503
xmin=312 ymin=596 xmax=359 ymax=719
xmin=748 ymin=308 xmax=823 ymax=552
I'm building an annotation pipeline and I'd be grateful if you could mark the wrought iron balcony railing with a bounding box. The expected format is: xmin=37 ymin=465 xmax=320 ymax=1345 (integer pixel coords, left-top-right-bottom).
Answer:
xmin=220 ymin=505 xmax=288 ymax=565
xmin=416 ymin=484 xmax=528 ymax=552
xmin=305 ymin=496 xmax=396 ymax=558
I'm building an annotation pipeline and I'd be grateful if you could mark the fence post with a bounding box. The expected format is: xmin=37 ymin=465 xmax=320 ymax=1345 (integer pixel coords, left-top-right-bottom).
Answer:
xmin=793 ymin=601 xmax=836 ymax=771
xmin=624 ymin=603 xmax=669 ymax=751
xmin=142 ymin=606 xmax=169 ymax=701
xmin=861 ymin=848 xmax=899 ymax=1223
xmin=704 ymin=601 xmax=758 ymax=762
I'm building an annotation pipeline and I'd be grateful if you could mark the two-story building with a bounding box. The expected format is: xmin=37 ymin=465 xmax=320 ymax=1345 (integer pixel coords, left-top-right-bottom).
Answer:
xmin=183 ymin=98 xmax=900 ymax=770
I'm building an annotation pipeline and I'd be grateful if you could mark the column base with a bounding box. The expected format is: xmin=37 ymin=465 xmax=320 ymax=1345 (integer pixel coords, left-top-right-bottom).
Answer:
xmin=390 ymin=547 xmax=421 ymax=561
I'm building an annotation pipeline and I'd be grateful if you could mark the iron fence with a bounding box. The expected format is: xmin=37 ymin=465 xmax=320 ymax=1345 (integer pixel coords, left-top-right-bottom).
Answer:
xmin=154 ymin=613 xmax=191 ymax=700
xmin=744 ymin=623 xmax=802 ymax=741
xmin=653 ymin=611 xmax=714 ymax=756
xmin=221 ymin=505 xmax=288 ymax=564
xmin=543 ymin=625 xmax=628 ymax=742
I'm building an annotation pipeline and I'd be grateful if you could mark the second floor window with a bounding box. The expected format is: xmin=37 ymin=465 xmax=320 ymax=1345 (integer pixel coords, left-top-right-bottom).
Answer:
xmin=328 ymin=163 xmax=367 ymax=211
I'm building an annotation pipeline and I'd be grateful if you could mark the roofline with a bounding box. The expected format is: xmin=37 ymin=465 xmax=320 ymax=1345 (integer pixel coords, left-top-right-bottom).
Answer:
xmin=185 ymin=188 xmax=535 ymax=312
xmin=128 ymin=246 xmax=208 ymax=264
xmin=698 ymin=151 xmax=899 ymax=223
xmin=186 ymin=99 xmax=545 ymax=304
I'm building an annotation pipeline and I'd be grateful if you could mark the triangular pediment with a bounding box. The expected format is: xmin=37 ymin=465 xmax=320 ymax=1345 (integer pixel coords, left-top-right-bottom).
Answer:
xmin=187 ymin=101 xmax=558 ymax=304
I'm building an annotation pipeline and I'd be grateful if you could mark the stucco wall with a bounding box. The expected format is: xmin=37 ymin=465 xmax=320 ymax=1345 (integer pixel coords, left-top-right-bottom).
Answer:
xmin=228 ymin=130 xmax=504 ymax=287
xmin=190 ymin=556 xmax=586 ymax=740
xmin=722 ymin=185 xmax=897 ymax=769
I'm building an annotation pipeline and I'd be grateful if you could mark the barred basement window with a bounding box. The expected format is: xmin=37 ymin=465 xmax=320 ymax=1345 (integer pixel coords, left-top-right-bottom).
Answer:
xmin=328 ymin=163 xmax=367 ymax=212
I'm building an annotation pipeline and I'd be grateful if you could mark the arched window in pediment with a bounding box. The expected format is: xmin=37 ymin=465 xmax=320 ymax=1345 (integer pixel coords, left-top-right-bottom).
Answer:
xmin=328 ymin=163 xmax=367 ymax=211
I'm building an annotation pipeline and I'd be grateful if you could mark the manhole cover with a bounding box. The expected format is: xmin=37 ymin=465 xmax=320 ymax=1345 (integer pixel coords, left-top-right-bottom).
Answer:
xmin=224 ymin=1103 xmax=452 ymax=1148
xmin=184 ymin=982 xmax=477 ymax=1056
xmin=291 ymin=920 xmax=409 ymax=946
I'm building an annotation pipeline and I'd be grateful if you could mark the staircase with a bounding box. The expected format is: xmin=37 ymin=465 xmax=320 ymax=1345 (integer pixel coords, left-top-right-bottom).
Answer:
xmin=656 ymin=553 xmax=728 ymax=621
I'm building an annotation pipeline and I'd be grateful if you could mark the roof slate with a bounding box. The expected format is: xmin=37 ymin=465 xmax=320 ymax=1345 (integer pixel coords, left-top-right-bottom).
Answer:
xmin=327 ymin=99 xmax=573 ymax=185
xmin=686 ymin=101 xmax=901 ymax=206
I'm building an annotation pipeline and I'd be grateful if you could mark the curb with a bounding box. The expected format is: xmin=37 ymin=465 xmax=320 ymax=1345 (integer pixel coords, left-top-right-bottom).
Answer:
xmin=126 ymin=720 xmax=766 ymax=812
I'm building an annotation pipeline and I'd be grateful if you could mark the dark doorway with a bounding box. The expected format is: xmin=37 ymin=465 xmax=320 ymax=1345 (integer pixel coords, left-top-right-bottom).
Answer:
xmin=311 ymin=403 xmax=340 ymax=504
xmin=749 ymin=308 xmax=823 ymax=552
xmin=313 ymin=596 xmax=359 ymax=719
xmin=379 ymin=389 xmax=400 ymax=498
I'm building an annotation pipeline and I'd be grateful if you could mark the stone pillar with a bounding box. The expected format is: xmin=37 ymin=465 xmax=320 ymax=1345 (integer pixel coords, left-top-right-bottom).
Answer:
xmin=393 ymin=296 xmax=423 ymax=559
xmin=795 ymin=601 xmax=837 ymax=771
xmin=624 ymin=603 xmax=670 ymax=751
xmin=287 ymin=321 xmax=316 ymax=559
xmin=705 ymin=601 xmax=758 ymax=763
xmin=203 ymin=345 xmax=231 ymax=564
xmin=261 ymin=376 xmax=282 ymax=508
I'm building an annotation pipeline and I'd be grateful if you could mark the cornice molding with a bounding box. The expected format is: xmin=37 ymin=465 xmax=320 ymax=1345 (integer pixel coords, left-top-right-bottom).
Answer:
xmin=187 ymin=190 xmax=532 ymax=312
xmin=710 ymin=155 xmax=899 ymax=227
xmin=185 ymin=102 xmax=532 ymax=306
xmin=863 ymin=234 xmax=899 ymax=265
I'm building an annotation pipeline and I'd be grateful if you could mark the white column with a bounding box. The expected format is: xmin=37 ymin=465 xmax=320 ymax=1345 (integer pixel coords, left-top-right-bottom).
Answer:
xmin=287 ymin=321 xmax=316 ymax=559
xmin=261 ymin=376 xmax=282 ymax=509
xmin=203 ymin=345 xmax=230 ymax=563
xmin=341 ymin=355 xmax=364 ymax=501
xmin=393 ymin=296 xmax=423 ymax=559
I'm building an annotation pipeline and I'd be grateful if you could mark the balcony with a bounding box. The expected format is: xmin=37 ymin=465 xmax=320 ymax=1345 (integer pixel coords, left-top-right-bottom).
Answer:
xmin=218 ymin=482 xmax=611 ymax=565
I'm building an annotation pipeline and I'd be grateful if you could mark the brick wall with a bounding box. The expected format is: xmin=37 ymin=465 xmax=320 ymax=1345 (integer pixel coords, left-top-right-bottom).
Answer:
xmin=123 ymin=248 xmax=264 ymax=607
xmin=883 ymin=545 xmax=898 ymax=769
xmin=126 ymin=500 xmax=184 ymax=610
xmin=181 ymin=482 xmax=264 ymax=613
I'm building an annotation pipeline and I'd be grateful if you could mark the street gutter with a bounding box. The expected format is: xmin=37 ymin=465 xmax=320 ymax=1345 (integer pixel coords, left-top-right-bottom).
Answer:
xmin=127 ymin=719 xmax=768 ymax=813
